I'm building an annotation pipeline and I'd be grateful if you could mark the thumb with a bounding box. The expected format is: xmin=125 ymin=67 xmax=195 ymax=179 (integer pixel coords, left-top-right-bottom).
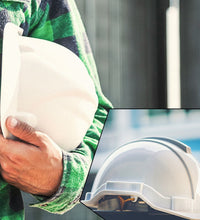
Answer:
xmin=6 ymin=116 xmax=42 ymax=147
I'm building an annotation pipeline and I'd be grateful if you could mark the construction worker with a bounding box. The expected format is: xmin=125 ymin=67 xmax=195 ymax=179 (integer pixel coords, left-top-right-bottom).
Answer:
xmin=0 ymin=0 xmax=112 ymax=219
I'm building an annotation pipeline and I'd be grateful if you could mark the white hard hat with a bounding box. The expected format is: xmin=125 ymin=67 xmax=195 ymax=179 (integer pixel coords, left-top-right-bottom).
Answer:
xmin=82 ymin=137 xmax=200 ymax=220
xmin=1 ymin=22 xmax=98 ymax=151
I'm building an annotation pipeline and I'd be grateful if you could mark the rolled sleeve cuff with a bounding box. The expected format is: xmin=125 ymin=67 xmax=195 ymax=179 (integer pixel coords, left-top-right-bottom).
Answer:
xmin=29 ymin=150 xmax=82 ymax=214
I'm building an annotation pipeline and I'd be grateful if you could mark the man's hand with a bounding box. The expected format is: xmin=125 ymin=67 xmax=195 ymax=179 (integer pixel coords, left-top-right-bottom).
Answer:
xmin=0 ymin=116 xmax=63 ymax=196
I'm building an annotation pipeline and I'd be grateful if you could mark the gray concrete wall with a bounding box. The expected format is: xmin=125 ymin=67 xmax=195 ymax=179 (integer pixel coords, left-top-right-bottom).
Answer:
xmin=77 ymin=0 xmax=169 ymax=108
xmin=180 ymin=0 xmax=200 ymax=107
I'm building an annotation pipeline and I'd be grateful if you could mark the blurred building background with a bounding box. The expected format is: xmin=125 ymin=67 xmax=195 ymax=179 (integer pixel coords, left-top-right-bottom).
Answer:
xmin=77 ymin=0 xmax=200 ymax=108
xmin=22 ymin=0 xmax=200 ymax=219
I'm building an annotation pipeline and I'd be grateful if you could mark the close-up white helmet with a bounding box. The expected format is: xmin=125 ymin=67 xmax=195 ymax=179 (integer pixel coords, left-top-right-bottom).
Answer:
xmin=82 ymin=137 xmax=200 ymax=220
xmin=1 ymin=22 xmax=98 ymax=151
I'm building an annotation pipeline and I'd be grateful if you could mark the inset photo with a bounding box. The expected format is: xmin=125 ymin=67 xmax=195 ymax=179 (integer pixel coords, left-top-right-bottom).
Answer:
xmin=81 ymin=109 xmax=200 ymax=220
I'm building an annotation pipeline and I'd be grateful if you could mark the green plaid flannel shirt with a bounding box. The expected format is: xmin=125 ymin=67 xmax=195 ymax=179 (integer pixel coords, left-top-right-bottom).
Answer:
xmin=0 ymin=0 xmax=112 ymax=219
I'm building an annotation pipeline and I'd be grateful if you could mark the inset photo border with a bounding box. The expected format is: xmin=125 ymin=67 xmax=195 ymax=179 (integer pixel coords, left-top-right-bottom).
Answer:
xmin=81 ymin=109 xmax=200 ymax=220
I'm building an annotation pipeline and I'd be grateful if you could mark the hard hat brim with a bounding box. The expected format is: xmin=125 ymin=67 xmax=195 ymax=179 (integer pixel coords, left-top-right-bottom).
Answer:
xmin=82 ymin=180 xmax=200 ymax=220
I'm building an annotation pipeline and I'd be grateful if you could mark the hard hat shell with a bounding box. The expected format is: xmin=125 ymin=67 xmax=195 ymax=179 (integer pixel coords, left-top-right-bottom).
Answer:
xmin=82 ymin=137 xmax=200 ymax=220
xmin=1 ymin=22 xmax=98 ymax=151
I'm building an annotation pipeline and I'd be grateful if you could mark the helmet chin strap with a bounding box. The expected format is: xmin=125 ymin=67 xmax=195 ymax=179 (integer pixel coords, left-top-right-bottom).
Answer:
xmin=98 ymin=195 xmax=149 ymax=212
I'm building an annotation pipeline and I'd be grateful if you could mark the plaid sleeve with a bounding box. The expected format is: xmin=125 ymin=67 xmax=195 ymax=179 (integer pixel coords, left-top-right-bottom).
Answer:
xmin=27 ymin=0 xmax=112 ymax=214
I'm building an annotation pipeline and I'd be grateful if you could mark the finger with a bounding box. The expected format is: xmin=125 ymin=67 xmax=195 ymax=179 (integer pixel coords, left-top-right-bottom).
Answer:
xmin=5 ymin=116 xmax=43 ymax=148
